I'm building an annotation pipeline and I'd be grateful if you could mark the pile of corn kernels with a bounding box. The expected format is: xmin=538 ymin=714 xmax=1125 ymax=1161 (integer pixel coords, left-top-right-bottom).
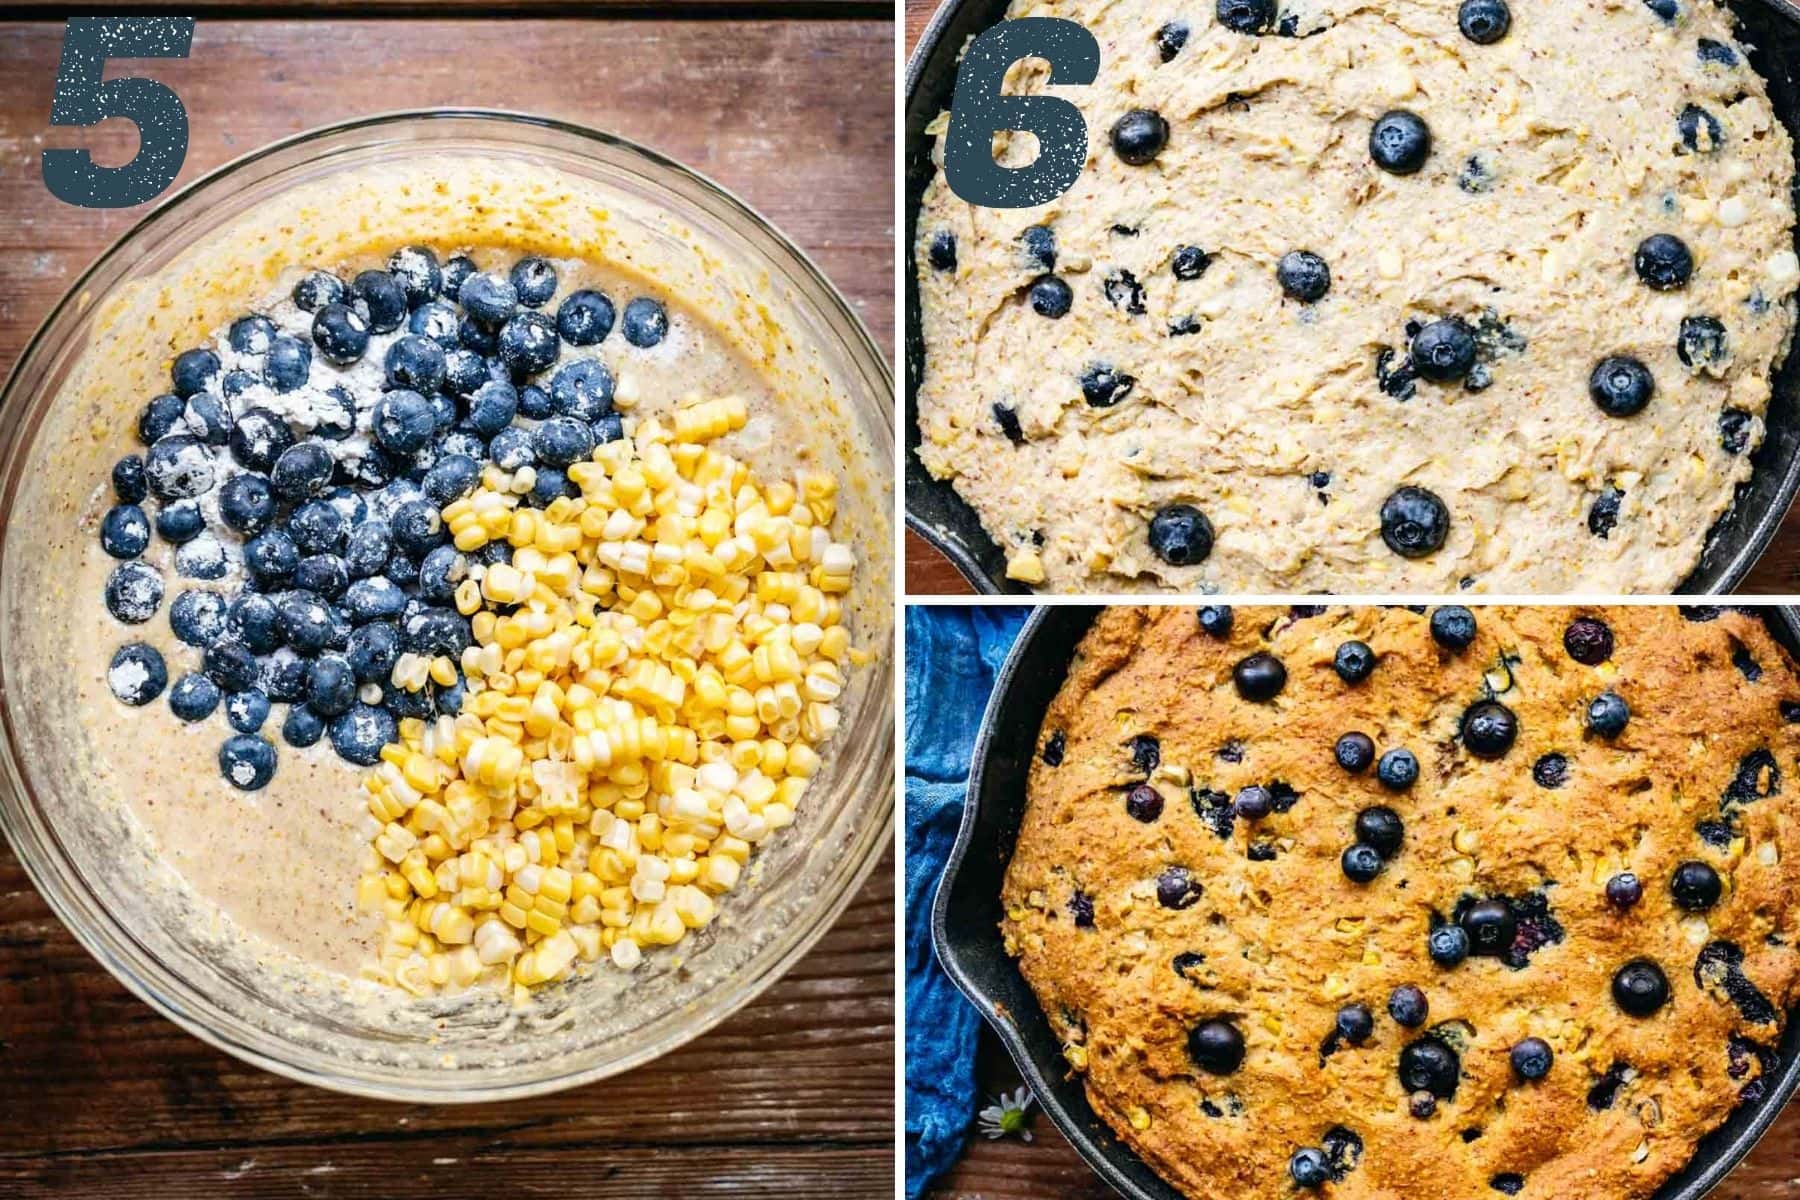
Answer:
xmin=354 ymin=395 xmax=864 ymax=1000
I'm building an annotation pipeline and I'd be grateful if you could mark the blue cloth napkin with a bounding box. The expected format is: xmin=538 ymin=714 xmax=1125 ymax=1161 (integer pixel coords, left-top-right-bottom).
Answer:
xmin=904 ymin=605 xmax=1030 ymax=1199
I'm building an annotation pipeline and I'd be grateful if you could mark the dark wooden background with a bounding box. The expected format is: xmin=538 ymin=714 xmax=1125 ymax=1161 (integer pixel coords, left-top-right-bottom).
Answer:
xmin=905 ymin=3 xmax=1800 ymax=1194
xmin=899 ymin=0 xmax=1800 ymax=597
xmin=0 ymin=13 xmax=894 ymax=1198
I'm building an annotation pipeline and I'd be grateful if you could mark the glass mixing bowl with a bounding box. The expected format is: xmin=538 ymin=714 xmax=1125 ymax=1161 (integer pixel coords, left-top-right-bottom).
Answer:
xmin=0 ymin=110 xmax=894 ymax=1101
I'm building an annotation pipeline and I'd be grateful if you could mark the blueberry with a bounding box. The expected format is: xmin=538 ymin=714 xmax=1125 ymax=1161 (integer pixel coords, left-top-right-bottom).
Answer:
xmin=384 ymin=334 xmax=447 ymax=394
xmin=144 ymin=435 xmax=216 ymax=502
xmin=352 ymin=269 xmax=408 ymax=333
xmin=1553 ymin=615 xmax=1615 ymax=666
xmin=1147 ymin=504 xmax=1213 ymax=566
xmin=274 ymin=590 xmax=333 ymax=654
xmin=1643 ymin=0 xmax=1679 ymax=20
xmin=1388 ymin=985 xmax=1429 ymax=1027
xmin=138 ymin=393 xmax=187 ymax=444
xmin=225 ymin=689 xmax=271 ymax=733
xmin=1171 ymin=245 xmax=1210 ymax=281
xmin=621 ymin=297 xmax=669 ymax=348
xmin=1590 ymin=356 xmax=1654 ymax=417
xmin=390 ymin=500 xmax=445 ymax=559
xmin=1613 ymin=959 xmax=1670 ymax=1016
xmin=107 ymin=642 xmax=167 ymax=705
xmin=1606 ymin=871 xmax=1643 ymax=908
xmin=526 ymin=415 xmax=594 ymax=468
xmin=219 ymin=734 xmax=277 ymax=790
xmin=926 ymin=230 xmax=957 ymax=273
xmin=311 ymin=302 xmax=371 ymax=366
xmin=1111 ymin=109 xmax=1169 ymax=165
xmin=1408 ymin=1094 xmax=1437 ymax=1119
xmin=457 ymin=315 xmax=499 ymax=355
xmin=418 ymin=455 xmax=478 ymax=507
xmin=282 ymin=705 xmax=326 ymax=748
xmin=305 ymin=653 xmax=357 ymax=717
xmin=1380 ymin=486 xmax=1449 ymax=558
xmin=1337 ymin=1002 xmax=1375 ymax=1044
xmin=260 ymin=649 xmax=309 ymax=702
xmin=431 ymin=253 xmax=472 ymax=301
xmin=1588 ymin=486 xmax=1625 ymax=539
xmin=1462 ymin=898 xmax=1517 ymax=957
xmin=415 ymin=544 xmax=466 ymax=604
xmin=307 ymin=385 xmax=355 ymax=442
xmin=1400 ymin=1036 xmax=1461 ymax=1098
xmin=1587 ymin=691 xmax=1629 ymax=738
xmin=508 ymin=256 xmax=558 ymax=308
xmin=549 ymin=360 xmax=616 ymax=422
xmin=427 ymin=392 xmax=458 ymax=433
xmin=100 ymin=505 xmax=150 ymax=559
xmin=169 ymin=589 xmax=228 ymax=647
xmin=369 ymin=479 xmax=426 ymax=524
xmin=1233 ymin=652 xmax=1286 ymax=702
xmin=476 ymin=427 xmax=533 ymax=473
xmin=1277 ymin=251 xmax=1331 ymax=302
xmin=1198 ymin=605 xmax=1233 ymax=637
xmin=203 ymin=639 xmax=260 ymax=693
xmin=1371 ymin=111 xmax=1432 ymax=175
xmin=265 ymin=442 xmax=332 ymax=503
xmin=1157 ymin=866 xmax=1201 ymax=909
xmin=1429 ymin=605 xmax=1477 ymax=650
xmin=342 ymin=521 xmax=393 ymax=580
xmin=104 ymin=562 xmax=163 ymax=624
xmin=112 ymin=455 xmax=148 ymax=503
xmin=447 ymin=382 xmax=513 ymax=442
xmin=497 ymin=311 xmax=560 ymax=378
xmin=1027 ymin=275 xmax=1074 ymax=319
xmin=1187 ymin=1019 xmax=1245 ymax=1074
xmin=168 ymin=673 xmax=221 ymax=722
xmin=1678 ymin=316 xmax=1729 ymax=371
xmin=286 ymin=500 xmax=347 ymax=556
xmin=1458 ymin=0 xmax=1510 ymax=43
xmin=1671 ymin=861 xmax=1723 ymax=911
xmin=174 ymin=534 xmax=227 ymax=580
xmin=371 ymin=390 xmax=436 ymax=454
xmin=1698 ymin=37 xmax=1739 ymax=67
xmin=388 ymin=245 xmax=442 ymax=306
xmin=1412 ymin=319 xmax=1477 ymax=383
xmin=1154 ymin=19 xmax=1190 ymax=60
xmin=1342 ymin=843 xmax=1383 ymax=883
xmin=403 ymin=608 xmax=471 ymax=657
xmin=1217 ymin=0 xmax=1275 ymax=34
xmin=1125 ymin=782 xmax=1164 ymax=822
xmin=150 ymin=502 xmax=201 ymax=550
xmin=183 ymin=394 xmax=231 ymax=447
xmin=1719 ymin=408 xmax=1754 ymax=456
xmin=1355 ymin=807 xmax=1404 ymax=858
xmin=293 ymin=270 xmax=347 ymax=312
xmin=244 ymin=529 xmax=299 ymax=585
xmin=1462 ymin=701 xmax=1518 ymax=760
xmin=171 ymin=348 xmax=221 ymax=398
xmin=557 ymin=289 xmax=616 ymax=345
xmin=1679 ymin=104 xmax=1724 ymax=154
xmin=1634 ymin=234 xmax=1693 ymax=291
xmin=526 ymin=466 xmax=574 ymax=507
xmin=263 ymin=334 xmax=312 ymax=393
xmin=347 ymin=621 xmax=402 ymax=684
xmin=1078 ymin=363 xmax=1136 ymax=408
xmin=1377 ymin=748 xmax=1418 ymax=790
xmin=592 ymin=413 xmax=626 ymax=445
xmin=437 ymin=673 xmax=467 ymax=715
xmin=220 ymin=369 xmax=257 ymax=399
xmin=1334 ymin=641 xmax=1375 ymax=683
xmin=292 ymin=554 xmax=348 ymax=599
xmin=328 ymin=703 xmax=397 ymax=766
xmin=229 ymin=408 xmax=296 ymax=473
xmin=386 ymin=682 xmax=436 ymax=720
xmin=345 ymin=576 xmax=407 ymax=623
xmin=1234 ymin=785 xmax=1273 ymax=820
xmin=1336 ymin=732 xmax=1376 ymax=773
xmin=1289 ymin=1149 xmax=1330 ymax=1190
xmin=229 ymin=593 xmax=282 ymax=653
xmin=437 ymin=347 xmax=487 ymax=397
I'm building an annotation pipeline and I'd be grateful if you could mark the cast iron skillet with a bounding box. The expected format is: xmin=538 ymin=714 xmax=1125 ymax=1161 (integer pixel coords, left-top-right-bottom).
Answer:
xmin=904 ymin=1 xmax=1800 ymax=595
xmin=932 ymin=605 xmax=1800 ymax=1200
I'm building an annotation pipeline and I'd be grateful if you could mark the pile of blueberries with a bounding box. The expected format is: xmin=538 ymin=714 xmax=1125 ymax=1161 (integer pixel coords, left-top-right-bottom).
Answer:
xmin=101 ymin=245 xmax=669 ymax=789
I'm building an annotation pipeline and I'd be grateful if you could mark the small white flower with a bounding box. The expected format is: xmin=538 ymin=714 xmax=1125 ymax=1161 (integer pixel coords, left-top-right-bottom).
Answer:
xmin=976 ymin=1086 xmax=1035 ymax=1141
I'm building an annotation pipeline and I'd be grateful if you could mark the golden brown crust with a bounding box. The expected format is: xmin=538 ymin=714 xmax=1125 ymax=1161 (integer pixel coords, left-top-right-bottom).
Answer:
xmin=1003 ymin=606 xmax=1800 ymax=1199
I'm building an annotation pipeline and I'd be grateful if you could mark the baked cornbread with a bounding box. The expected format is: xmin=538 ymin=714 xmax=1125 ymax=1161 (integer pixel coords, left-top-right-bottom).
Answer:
xmin=914 ymin=0 xmax=1799 ymax=594
xmin=1003 ymin=605 xmax=1800 ymax=1198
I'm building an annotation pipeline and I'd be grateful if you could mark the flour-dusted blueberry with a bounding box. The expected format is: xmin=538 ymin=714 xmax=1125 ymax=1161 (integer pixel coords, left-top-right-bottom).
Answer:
xmin=1587 ymin=690 xmax=1630 ymax=738
xmin=106 ymin=641 xmax=167 ymax=705
xmin=388 ymin=244 xmax=442 ymax=306
xmin=243 ymin=529 xmax=299 ymax=587
xmin=1413 ymin=320 xmax=1477 ymax=383
xmin=275 ymin=590 xmax=333 ymax=655
xmin=1401 ymin=1035 xmax=1461 ymax=1098
xmin=346 ymin=620 xmax=402 ymax=685
xmin=1389 ymin=985 xmax=1429 ymax=1027
xmin=1157 ymin=866 xmax=1202 ymax=909
xmin=345 ymin=575 xmax=407 ymax=623
xmin=369 ymin=479 xmax=426 ymax=524
xmin=1371 ymin=111 xmax=1432 ymax=175
xmin=417 ymin=544 xmax=467 ymax=604
xmin=175 ymin=397 xmax=227 ymax=452
xmin=508 ymin=255 xmax=558 ymax=309
xmin=1563 ymin=616 xmax=1614 ymax=665
xmin=352 ymin=269 xmax=408 ymax=333
xmin=1679 ymin=315 xmax=1729 ymax=371
xmin=112 ymin=455 xmax=148 ymax=504
xmin=229 ymin=408 xmax=295 ymax=474
xmin=1188 ymin=1019 xmax=1245 ymax=1074
xmin=1111 ymin=109 xmax=1169 ymax=165
xmin=1590 ymin=356 xmax=1654 ymax=417
xmin=531 ymin=415 xmax=596 ymax=467
xmin=343 ymin=521 xmax=393 ymax=580
xmin=267 ymin=442 xmax=332 ymax=502
xmin=1289 ymin=1149 xmax=1330 ymax=1190
xmin=104 ymin=561 xmax=164 ymax=624
xmin=1380 ymin=486 xmax=1449 ymax=558
xmin=556 ymin=288 xmax=617 ymax=346
xmin=287 ymin=500 xmax=347 ymax=556
xmin=1635 ymin=234 xmax=1693 ymax=291
xmin=1196 ymin=606 xmax=1233 ymax=638
xmin=1148 ymin=504 xmax=1214 ymax=566
xmin=381 ymin=334 xmax=445 ymax=394
xmin=151 ymin=501 xmax=202 ymax=546
xmin=1614 ymin=959 xmax=1671 ymax=1016
xmin=371 ymin=390 xmax=436 ymax=455
xmin=421 ymin=455 xmax=481 ymax=507
xmin=225 ymin=688 xmax=271 ymax=734
xmin=1430 ymin=606 xmax=1477 ymax=650
xmin=390 ymin=500 xmax=446 ymax=559
xmin=169 ymin=589 xmax=228 ymax=648
xmin=144 ymin=434 xmax=216 ymax=502
xmin=1377 ymin=748 xmax=1418 ymax=790
xmin=1462 ymin=701 xmax=1518 ymax=759
xmin=100 ymin=505 xmax=151 ymax=559
xmin=1125 ymin=782 xmax=1165 ymax=822
xmin=312 ymin=302 xmax=371 ymax=366
xmin=403 ymin=608 xmax=471 ymax=658
xmin=1234 ymin=652 xmax=1287 ymax=702
xmin=1277 ymin=251 xmax=1331 ymax=302
xmin=226 ymin=314 xmax=275 ymax=358
xmin=218 ymin=734 xmax=276 ymax=790
xmin=440 ymin=348 xmax=488 ymax=397
xmin=452 ymin=380 xmax=513 ymax=439
xmin=1155 ymin=18 xmax=1189 ymax=59
xmin=1671 ymin=860 xmax=1723 ymax=911
xmin=228 ymin=594 xmax=281 ymax=653
xmin=1430 ymin=924 xmax=1471 ymax=966
xmin=1510 ymin=1038 xmax=1552 ymax=1082
xmin=259 ymin=648 xmax=308 ymax=702
xmin=481 ymin=427 xmax=534 ymax=473
xmin=1028 ymin=275 xmax=1074 ymax=319
xmin=168 ymin=672 xmax=220 ymax=722
xmin=175 ymin=534 xmax=228 ymax=580
xmin=622 ymin=297 xmax=669 ymax=348
xmin=1342 ymin=843 xmax=1383 ymax=883
xmin=203 ymin=639 xmax=260 ymax=694
xmin=1336 ymin=732 xmax=1376 ymax=774
xmin=457 ymin=315 xmax=498 ymax=355
xmin=222 ymin=368 xmax=259 ymax=399
xmin=138 ymin=393 xmax=186 ymax=445
xmin=550 ymin=359 xmax=615 ymax=422
xmin=1462 ymin=898 xmax=1517 ymax=957
xmin=1679 ymin=104 xmax=1725 ymax=154
xmin=294 ymin=554 xmax=349 ymax=599
xmin=1356 ymin=807 xmax=1404 ymax=858
xmin=172 ymin=348 xmax=221 ymax=398
xmin=1216 ymin=0 xmax=1275 ymax=33
xmin=1332 ymin=641 xmax=1375 ymax=684
xmin=1458 ymin=0 xmax=1510 ymax=43
xmin=262 ymin=334 xmax=312 ymax=393
xmin=498 ymin=311 xmax=561 ymax=378
xmin=293 ymin=269 xmax=347 ymax=312
xmin=306 ymin=653 xmax=357 ymax=717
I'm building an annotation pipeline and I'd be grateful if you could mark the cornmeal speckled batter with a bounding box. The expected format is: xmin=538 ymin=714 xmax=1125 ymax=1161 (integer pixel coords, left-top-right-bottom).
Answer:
xmin=915 ymin=0 xmax=1799 ymax=594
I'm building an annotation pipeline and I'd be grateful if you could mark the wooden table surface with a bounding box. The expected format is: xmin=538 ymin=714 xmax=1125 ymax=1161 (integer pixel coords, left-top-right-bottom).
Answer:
xmin=898 ymin=0 xmax=1800 ymax=597
xmin=906 ymin=1 xmax=1800 ymax=1193
xmin=0 ymin=14 xmax=894 ymax=1198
